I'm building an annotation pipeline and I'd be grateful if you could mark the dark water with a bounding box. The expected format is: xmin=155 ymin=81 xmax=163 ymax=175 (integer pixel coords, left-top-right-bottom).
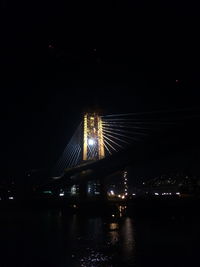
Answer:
xmin=0 ymin=205 xmax=200 ymax=267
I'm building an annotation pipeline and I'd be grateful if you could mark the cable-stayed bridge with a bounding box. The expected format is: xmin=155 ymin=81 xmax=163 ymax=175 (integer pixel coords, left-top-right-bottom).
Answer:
xmin=33 ymin=107 xmax=200 ymax=200
xmin=53 ymin=108 xmax=200 ymax=175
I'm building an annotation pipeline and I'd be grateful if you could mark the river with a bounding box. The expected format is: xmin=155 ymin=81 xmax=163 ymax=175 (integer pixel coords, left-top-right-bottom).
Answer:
xmin=0 ymin=204 xmax=199 ymax=266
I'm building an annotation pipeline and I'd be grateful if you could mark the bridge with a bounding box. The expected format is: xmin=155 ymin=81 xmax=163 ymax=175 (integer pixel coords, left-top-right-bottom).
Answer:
xmin=29 ymin=107 xmax=200 ymax=202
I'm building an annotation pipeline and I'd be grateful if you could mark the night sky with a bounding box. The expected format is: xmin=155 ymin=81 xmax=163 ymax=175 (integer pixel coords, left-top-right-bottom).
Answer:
xmin=1 ymin=1 xmax=200 ymax=180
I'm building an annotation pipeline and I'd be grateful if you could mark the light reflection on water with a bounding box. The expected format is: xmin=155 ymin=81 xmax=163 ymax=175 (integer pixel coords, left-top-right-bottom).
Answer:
xmin=1 ymin=204 xmax=199 ymax=267
xmin=108 ymin=223 xmax=119 ymax=246
xmin=66 ymin=208 xmax=135 ymax=266
xmin=80 ymin=250 xmax=112 ymax=267
xmin=121 ymin=217 xmax=135 ymax=265
xmin=0 ymin=206 xmax=135 ymax=267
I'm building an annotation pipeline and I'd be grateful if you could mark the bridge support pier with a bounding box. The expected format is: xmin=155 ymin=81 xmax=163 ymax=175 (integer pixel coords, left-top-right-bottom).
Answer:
xmin=99 ymin=178 xmax=107 ymax=202
xmin=78 ymin=179 xmax=107 ymax=203
xmin=78 ymin=181 xmax=88 ymax=202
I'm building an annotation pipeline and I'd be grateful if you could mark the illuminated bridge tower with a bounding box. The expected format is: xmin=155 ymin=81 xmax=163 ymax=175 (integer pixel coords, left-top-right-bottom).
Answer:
xmin=83 ymin=113 xmax=105 ymax=161
xmin=80 ymin=113 xmax=106 ymax=199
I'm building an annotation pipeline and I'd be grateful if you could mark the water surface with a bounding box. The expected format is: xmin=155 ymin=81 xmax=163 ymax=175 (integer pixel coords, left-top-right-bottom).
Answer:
xmin=0 ymin=205 xmax=199 ymax=266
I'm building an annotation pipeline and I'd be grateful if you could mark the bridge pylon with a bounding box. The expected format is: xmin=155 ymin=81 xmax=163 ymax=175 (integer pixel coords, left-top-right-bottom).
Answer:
xmin=83 ymin=113 xmax=105 ymax=161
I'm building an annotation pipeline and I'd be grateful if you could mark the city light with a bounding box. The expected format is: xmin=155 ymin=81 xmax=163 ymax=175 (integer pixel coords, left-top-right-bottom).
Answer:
xmin=43 ymin=190 xmax=52 ymax=194
xmin=123 ymin=170 xmax=128 ymax=198
xmin=59 ymin=192 xmax=64 ymax=197
xmin=71 ymin=185 xmax=77 ymax=195
xmin=9 ymin=197 xmax=14 ymax=200
xmin=176 ymin=192 xmax=181 ymax=195
xmin=154 ymin=193 xmax=159 ymax=196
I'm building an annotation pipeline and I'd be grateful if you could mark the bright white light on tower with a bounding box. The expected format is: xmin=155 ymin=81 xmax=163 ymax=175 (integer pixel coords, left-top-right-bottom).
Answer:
xmin=88 ymin=138 xmax=95 ymax=146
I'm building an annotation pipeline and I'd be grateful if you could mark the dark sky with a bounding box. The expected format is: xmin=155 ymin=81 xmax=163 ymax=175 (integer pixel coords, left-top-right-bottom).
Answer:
xmin=1 ymin=0 xmax=200 ymax=178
